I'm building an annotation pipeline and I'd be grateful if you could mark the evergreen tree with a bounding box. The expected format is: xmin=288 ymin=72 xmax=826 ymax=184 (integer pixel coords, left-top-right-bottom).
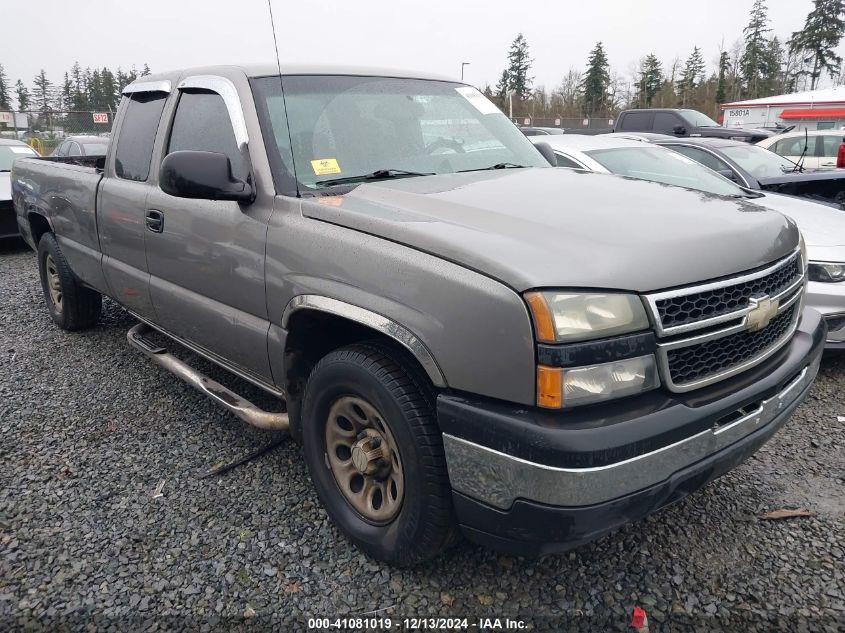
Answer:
xmin=715 ymin=50 xmax=730 ymax=104
xmin=15 ymin=80 xmax=29 ymax=111
xmin=60 ymin=73 xmax=73 ymax=110
xmin=741 ymin=0 xmax=772 ymax=97
xmin=636 ymin=54 xmax=663 ymax=107
xmin=33 ymin=69 xmax=53 ymax=114
xmin=580 ymin=41 xmax=611 ymax=115
xmin=789 ymin=0 xmax=845 ymax=89
xmin=677 ymin=47 xmax=705 ymax=105
xmin=495 ymin=69 xmax=510 ymax=103
xmin=0 ymin=65 xmax=10 ymax=111
xmin=500 ymin=34 xmax=533 ymax=101
xmin=142 ymin=63 xmax=151 ymax=77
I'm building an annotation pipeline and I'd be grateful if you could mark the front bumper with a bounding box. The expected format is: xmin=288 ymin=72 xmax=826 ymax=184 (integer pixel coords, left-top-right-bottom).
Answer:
xmin=438 ymin=308 xmax=826 ymax=557
xmin=806 ymin=280 xmax=845 ymax=348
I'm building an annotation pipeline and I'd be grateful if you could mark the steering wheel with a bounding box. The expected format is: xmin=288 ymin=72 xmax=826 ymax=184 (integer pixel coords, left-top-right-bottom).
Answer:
xmin=425 ymin=137 xmax=465 ymax=155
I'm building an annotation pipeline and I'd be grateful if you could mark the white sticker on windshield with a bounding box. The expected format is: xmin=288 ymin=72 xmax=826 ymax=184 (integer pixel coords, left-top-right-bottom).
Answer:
xmin=10 ymin=146 xmax=34 ymax=154
xmin=456 ymin=86 xmax=500 ymax=115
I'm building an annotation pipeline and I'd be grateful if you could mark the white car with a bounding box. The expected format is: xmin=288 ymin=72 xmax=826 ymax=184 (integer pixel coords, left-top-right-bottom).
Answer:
xmin=757 ymin=130 xmax=845 ymax=170
xmin=1 ymin=139 xmax=39 ymax=240
xmin=532 ymin=134 xmax=845 ymax=349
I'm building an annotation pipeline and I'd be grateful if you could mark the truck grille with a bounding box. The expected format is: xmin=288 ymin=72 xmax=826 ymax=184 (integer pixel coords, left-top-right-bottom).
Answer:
xmin=655 ymin=254 xmax=800 ymax=329
xmin=644 ymin=251 xmax=804 ymax=392
xmin=666 ymin=305 xmax=796 ymax=385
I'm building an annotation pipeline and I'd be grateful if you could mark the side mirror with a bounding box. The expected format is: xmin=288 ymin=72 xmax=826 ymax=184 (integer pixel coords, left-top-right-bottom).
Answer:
xmin=534 ymin=141 xmax=557 ymax=166
xmin=717 ymin=168 xmax=738 ymax=182
xmin=159 ymin=150 xmax=253 ymax=202
xmin=672 ymin=125 xmax=687 ymax=136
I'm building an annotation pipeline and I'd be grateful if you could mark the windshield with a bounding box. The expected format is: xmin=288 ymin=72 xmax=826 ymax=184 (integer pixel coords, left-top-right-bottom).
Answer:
xmin=0 ymin=144 xmax=37 ymax=170
xmin=584 ymin=146 xmax=751 ymax=197
xmin=251 ymin=75 xmax=548 ymax=193
xmin=720 ymin=144 xmax=798 ymax=178
xmin=82 ymin=142 xmax=108 ymax=156
xmin=679 ymin=110 xmax=720 ymax=127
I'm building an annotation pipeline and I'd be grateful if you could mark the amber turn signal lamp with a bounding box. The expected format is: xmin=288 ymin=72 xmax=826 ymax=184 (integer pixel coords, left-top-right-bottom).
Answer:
xmin=537 ymin=365 xmax=563 ymax=409
xmin=525 ymin=292 xmax=556 ymax=343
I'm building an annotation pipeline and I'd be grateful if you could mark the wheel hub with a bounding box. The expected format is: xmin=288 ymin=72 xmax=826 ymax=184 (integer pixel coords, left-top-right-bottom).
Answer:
xmin=324 ymin=396 xmax=405 ymax=524
xmin=351 ymin=430 xmax=388 ymax=477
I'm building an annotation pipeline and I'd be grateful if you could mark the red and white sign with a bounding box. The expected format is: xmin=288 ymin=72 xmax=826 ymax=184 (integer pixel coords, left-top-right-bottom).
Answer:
xmin=523 ymin=117 xmax=531 ymax=125
xmin=92 ymin=112 xmax=109 ymax=124
xmin=0 ymin=112 xmax=12 ymax=124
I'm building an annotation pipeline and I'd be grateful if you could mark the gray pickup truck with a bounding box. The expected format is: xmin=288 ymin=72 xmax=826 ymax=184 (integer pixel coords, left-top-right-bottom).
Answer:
xmin=12 ymin=64 xmax=827 ymax=566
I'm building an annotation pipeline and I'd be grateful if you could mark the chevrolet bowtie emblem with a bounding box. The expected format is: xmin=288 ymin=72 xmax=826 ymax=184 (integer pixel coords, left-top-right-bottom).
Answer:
xmin=746 ymin=296 xmax=779 ymax=332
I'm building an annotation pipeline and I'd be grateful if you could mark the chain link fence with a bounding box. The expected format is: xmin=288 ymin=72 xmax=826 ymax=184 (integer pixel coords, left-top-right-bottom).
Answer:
xmin=0 ymin=110 xmax=114 ymax=155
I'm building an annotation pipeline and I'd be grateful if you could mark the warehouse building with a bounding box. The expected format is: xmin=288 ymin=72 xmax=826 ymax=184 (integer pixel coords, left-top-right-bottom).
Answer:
xmin=721 ymin=86 xmax=845 ymax=132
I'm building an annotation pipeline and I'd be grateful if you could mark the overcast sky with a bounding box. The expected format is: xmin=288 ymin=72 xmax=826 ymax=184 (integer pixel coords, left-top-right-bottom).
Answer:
xmin=2 ymin=0 xmax=839 ymax=93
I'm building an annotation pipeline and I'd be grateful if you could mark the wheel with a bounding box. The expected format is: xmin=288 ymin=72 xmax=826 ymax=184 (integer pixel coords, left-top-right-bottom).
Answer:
xmin=37 ymin=233 xmax=101 ymax=331
xmin=301 ymin=343 xmax=458 ymax=566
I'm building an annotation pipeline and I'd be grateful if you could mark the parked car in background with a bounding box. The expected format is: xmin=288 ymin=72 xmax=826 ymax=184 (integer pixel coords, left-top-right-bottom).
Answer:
xmin=52 ymin=135 xmax=110 ymax=158
xmin=519 ymin=126 xmax=565 ymax=136
xmin=533 ymin=133 xmax=845 ymax=349
xmin=11 ymin=64 xmax=825 ymax=564
xmin=1 ymin=139 xmax=39 ymax=240
xmin=631 ymin=135 xmax=845 ymax=208
xmin=757 ymin=130 xmax=845 ymax=170
xmin=614 ymin=108 xmax=774 ymax=143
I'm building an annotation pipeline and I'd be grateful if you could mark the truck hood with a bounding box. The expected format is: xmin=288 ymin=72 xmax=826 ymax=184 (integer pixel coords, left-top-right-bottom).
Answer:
xmin=301 ymin=168 xmax=799 ymax=293
xmin=0 ymin=172 xmax=10 ymax=201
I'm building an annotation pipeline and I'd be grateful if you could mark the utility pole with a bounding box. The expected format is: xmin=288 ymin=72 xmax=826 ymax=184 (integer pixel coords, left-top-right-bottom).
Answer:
xmin=461 ymin=62 xmax=470 ymax=81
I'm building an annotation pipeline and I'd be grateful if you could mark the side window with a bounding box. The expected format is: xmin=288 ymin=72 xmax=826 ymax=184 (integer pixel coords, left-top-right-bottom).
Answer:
xmin=54 ymin=142 xmax=67 ymax=156
xmin=114 ymin=92 xmax=167 ymax=181
xmin=619 ymin=111 xmax=651 ymax=131
xmin=774 ymin=136 xmax=805 ymax=156
xmin=654 ymin=112 xmax=682 ymax=133
xmin=555 ymin=153 xmax=582 ymax=169
xmin=167 ymin=90 xmax=244 ymax=180
xmin=669 ymin=145 xmax=731 ymax=173
xmin=816 ymin=121 xmax=835 ymax=130
xmin=68 ymin=142 xmax=82 ymax=156
xmin=821 ymin=135 xmax=843 ymax=158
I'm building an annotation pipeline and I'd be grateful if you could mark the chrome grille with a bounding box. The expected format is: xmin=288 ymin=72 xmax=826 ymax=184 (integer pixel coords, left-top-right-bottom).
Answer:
xmin=644 ymin=250 xmax=805 ymax=393
xmin=666 ymin=305 xmax=796 ymax=385
xmin=655 ymin=254 xmax=800 ymax=329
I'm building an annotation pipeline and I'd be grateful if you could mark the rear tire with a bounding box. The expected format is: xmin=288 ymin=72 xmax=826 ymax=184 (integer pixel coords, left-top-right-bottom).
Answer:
xmin=301 ymin=343 xmax=458 ymax=566
xmin=37 ymin=233 xmax=101 ymax=331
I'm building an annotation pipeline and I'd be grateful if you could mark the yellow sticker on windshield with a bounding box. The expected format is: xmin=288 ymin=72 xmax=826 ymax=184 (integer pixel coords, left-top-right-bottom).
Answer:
xmin=311 ymin=158 xmax=341 ymax=175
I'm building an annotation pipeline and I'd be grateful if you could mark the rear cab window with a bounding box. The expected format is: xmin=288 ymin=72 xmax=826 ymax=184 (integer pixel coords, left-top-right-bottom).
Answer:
xmin=114 ymin=92 xmax=168 ymax=181
xmin=618 ymin=111 xmax=652 ymax=131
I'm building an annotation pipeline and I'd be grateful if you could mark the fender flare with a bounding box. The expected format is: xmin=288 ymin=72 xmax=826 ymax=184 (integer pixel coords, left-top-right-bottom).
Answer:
xmin=282 ymin=294 xmax=447 ymax=388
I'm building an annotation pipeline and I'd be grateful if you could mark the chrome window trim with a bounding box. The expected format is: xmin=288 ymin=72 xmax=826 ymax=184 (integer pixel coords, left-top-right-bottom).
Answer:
xmin=177 ymin=75 xmax=249 ymax=148
xmin=656 ymin=289 xmax=802 ymax=392
xmin=442 ymin=359 xmax=818 ymax=509
xmin=643 ymin=250 xmax=802 ymax=337
xmin=282 ymin=295 xmax=447 ymax=387
xmin=122 ymin=80 xmax=172 ymax=95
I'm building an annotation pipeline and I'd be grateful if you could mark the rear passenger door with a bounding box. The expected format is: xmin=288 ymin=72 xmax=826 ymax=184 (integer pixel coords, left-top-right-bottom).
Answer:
xmin=144 ymin=75 xmax=275 ymax=383
xmin=618 ymin=110 xmax=652 ymax=132
xmin=98 ymin=86 xmax=169 ymax=319
xmin=818 ymin=135 xmax=843 ymax=169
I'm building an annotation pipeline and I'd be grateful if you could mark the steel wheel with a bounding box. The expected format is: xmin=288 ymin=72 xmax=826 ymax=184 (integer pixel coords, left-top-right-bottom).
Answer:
xmin=45 ymin=254 xmax=63 ymax=312
xmin=325 ymin=395 xmax=404 ymax=524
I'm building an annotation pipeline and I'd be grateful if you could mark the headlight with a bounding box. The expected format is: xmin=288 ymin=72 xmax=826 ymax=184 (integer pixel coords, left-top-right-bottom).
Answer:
xmin=808 ymin=262 xmax=845 ymax=283
xmin=524 ymin=292 xmax=650 ymax=343
xmin=537 ymin=356 xmax=660 ymax=408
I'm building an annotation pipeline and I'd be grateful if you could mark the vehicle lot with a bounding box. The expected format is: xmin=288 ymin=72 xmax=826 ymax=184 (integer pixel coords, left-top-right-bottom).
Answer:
xmin=1 ymin=241 xmax=843 ymax=632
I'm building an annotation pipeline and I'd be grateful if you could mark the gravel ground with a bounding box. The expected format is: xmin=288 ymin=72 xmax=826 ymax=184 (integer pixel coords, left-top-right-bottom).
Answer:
xmin=1 ymin=240 xmax=844 ymax=633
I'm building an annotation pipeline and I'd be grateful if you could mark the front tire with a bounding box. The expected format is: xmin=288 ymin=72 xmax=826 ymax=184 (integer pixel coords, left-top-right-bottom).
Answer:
xmin=37 ymin=233 xmax=101 ymax=331
xmin=301 ymin=343 xmax=458 ymax=566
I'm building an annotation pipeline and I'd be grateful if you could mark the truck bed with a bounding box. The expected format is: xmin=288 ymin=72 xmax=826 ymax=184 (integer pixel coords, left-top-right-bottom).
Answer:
xmin=12 ymin=156 xmax=105 ymax=287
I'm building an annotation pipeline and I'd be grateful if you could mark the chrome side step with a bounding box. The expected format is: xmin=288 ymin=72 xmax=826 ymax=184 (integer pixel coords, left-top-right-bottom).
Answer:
xmin=127 ymin=323 xmax=290 ymax=431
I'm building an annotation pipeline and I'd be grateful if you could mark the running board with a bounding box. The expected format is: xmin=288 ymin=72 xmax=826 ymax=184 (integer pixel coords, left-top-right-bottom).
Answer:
xmin=127 ymin=323 xmax=290 ymax=431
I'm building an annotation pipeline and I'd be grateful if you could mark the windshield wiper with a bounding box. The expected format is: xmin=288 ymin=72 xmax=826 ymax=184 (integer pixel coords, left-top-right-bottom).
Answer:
xmin=457 ymin=163 xmax=528 ymax=173
xmin=0 ymin=169 xmax=10 ymax=173
xmin=315 ymin=168 xmax=434 ymax=187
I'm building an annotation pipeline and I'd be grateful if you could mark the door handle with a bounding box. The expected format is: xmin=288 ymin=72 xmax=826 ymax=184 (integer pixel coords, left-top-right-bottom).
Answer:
xmin=145 ymin=209 xmax=164 ymax=233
